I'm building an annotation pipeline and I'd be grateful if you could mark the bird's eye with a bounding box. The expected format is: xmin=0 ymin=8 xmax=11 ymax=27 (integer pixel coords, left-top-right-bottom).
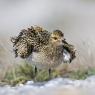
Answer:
xmin=53 ymin=37 xmax=57 ymax=40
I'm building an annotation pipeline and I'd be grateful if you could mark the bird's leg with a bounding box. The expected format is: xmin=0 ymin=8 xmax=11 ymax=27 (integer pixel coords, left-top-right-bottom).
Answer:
xmin=34 ymin=66 xmax=37 ymax=75
xmin=48 ymin=68 xmax=52 ymax=78
xmin=13 ymin=48 xmax=18 ymax=57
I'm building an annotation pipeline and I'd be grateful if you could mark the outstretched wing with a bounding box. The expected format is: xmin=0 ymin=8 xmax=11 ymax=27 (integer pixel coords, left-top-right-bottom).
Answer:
xmin=11 ymin=26 xmax=50 ymax=58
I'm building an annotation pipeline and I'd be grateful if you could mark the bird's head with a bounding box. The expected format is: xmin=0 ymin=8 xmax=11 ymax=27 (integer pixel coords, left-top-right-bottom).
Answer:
xmin=34 ymin=26 xmax=43 ymax=32
xmin=50 ymin=30 xmax=64 ymax=46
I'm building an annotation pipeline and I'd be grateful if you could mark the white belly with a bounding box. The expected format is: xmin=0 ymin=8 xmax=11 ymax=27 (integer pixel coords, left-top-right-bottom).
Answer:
xmin=63 ymin=49 xmax=71 ymax=63
xmin=27 ymin=52 xmax=63 ymax=69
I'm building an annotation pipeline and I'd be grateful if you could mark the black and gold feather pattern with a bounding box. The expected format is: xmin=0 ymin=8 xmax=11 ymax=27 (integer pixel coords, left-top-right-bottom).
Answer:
xmin=11 ymin=26 xmax=50 ymax=58
xmin=11 ymin=26 xmax=76 ymax=66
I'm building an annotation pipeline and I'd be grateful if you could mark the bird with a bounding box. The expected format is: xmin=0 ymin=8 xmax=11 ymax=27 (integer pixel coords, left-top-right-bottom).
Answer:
xmin=11 ymin=26 xmax=76 ymax=75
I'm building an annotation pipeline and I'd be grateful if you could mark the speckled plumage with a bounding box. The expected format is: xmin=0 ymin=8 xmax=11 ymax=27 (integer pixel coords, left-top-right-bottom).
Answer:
xmin=11 ymin=26 xmax=50 ymax=58
xmin=11 ymin=26 xmax=76 ymax=65
xmin=27 ymin=30 xmax=64 ymax=70
xmin=11 ymin=26 xmax=76 ymax=75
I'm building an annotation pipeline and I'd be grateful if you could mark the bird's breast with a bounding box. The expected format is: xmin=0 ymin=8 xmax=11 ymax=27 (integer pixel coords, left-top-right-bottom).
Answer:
xmin=27 ymin=51 xmax=63 ymax=69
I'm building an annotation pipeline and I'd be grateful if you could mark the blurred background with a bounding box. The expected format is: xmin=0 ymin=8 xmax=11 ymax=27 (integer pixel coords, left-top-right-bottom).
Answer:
xmin=0 ymin=0 xmax=95 ymax=80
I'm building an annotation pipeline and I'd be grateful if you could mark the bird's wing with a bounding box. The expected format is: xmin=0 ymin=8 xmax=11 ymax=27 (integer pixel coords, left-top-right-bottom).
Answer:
xmin=63 ymin=40 xmax=76 ymax=63
xmin=63 ymin=49 xmax=71 ymax=63
xmin=11 ymin=26 xmax=50 ymax=59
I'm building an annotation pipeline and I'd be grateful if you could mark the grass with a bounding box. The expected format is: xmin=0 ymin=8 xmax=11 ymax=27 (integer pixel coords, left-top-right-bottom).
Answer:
xmin=68 ymin=68 xmax=95 ymax=80
xmin=1 ymin=62 xmax=95 ymax=86
xmin=2 ymin=62 xmax=59 ymax=86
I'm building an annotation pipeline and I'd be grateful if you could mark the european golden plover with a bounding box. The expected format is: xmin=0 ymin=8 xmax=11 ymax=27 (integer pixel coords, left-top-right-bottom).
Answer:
xmin=11 ymin=26 xmax=76 ymax=74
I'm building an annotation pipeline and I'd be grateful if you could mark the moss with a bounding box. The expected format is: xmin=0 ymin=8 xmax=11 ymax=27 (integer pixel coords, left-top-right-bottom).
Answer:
xmin=2 ymin=62 xmax=95 ymax=86
xmin=2 ymin=62 xmax=35 ymax=86
xmin=16 ymin=63 xmax=35 ymax=78
xmin=34 ymin=69 xmax=60 ymax=82
xmin=2 ymin=62 xmax=60 ymax=86
xmin=68 ymin=68 xmax=95 ymax=80
xmin=11 ymin=76 xmax=30 ymax=86
xmin=34 ymin=70 xmax=50 ymax=82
